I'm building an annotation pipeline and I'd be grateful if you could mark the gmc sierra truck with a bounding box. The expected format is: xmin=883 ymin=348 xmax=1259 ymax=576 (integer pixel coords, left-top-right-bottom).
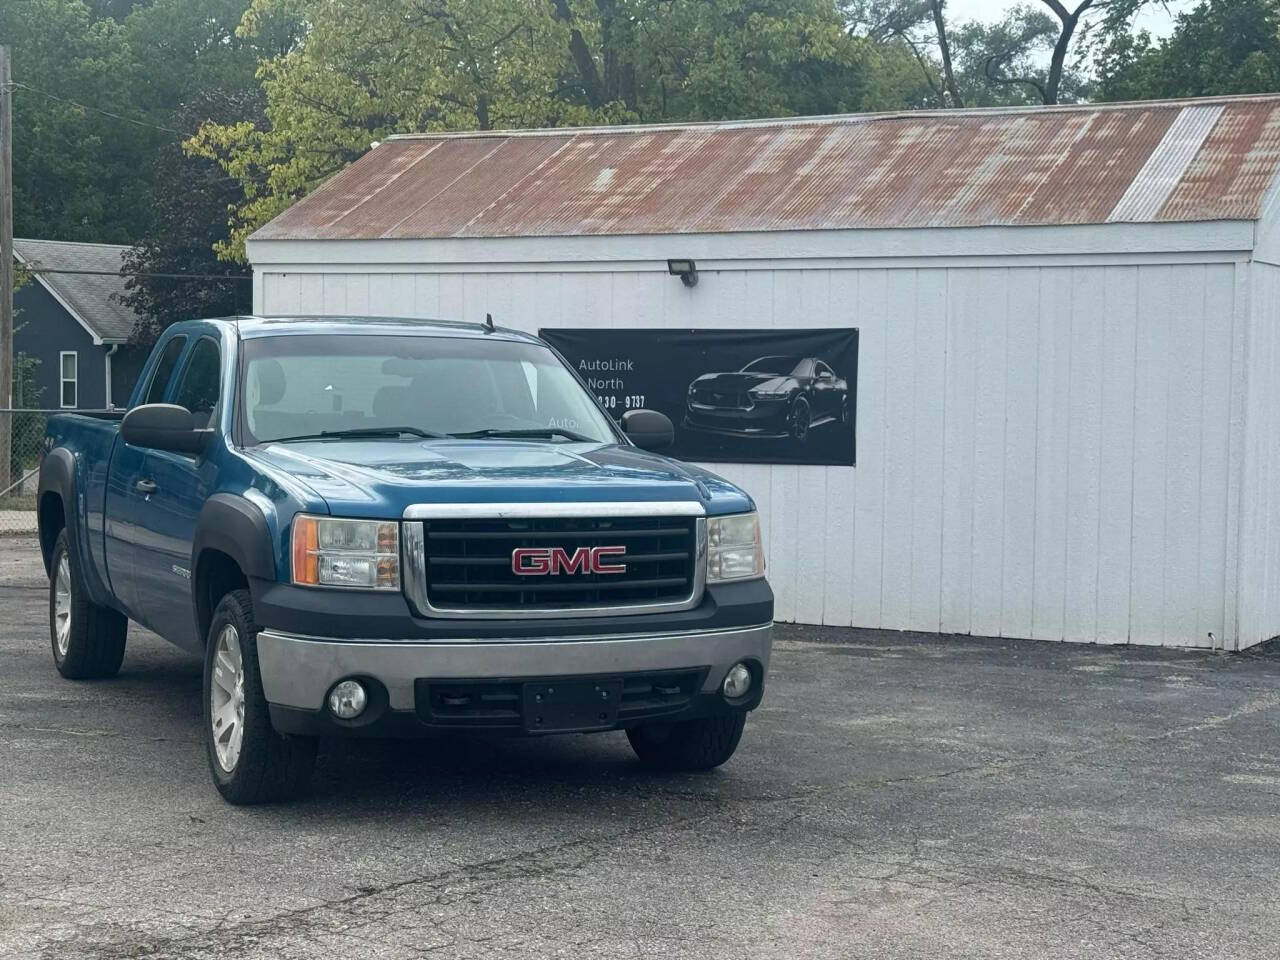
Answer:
xmin=38 ymin=317 xmax=773 ymax=804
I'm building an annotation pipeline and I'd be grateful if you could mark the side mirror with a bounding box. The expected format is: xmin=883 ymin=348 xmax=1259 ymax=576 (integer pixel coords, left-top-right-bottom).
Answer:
xmin=817 ymin=369 xmax=834 ymax=380
xmin=122 ymin=403 xmax=212 ymax=455
xmin=621 ymin=409 xmax=675 ymax=451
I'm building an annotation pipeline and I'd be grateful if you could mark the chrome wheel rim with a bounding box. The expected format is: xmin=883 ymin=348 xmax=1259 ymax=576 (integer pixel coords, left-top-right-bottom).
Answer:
xmin=53 ymin=554 xmax=71 ymax=657
xmin=210 ymin=624 xmax=246 ymax=773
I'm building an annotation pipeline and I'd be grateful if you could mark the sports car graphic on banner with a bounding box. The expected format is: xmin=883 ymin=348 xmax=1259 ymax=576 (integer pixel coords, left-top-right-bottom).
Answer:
xmin=540 ymin=328 xmax=858 ymax=467
xmin=684 ymin=355 xmax=851 ymax=443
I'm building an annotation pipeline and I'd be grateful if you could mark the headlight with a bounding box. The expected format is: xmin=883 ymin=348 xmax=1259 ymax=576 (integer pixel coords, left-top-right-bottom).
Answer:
xmin=707 ymin=512 xmax=764 ymax=582
xmin=291 ymin=515 xmax=400 ymax=590
xmin=748 ymin=388 xmax=789 ymax=399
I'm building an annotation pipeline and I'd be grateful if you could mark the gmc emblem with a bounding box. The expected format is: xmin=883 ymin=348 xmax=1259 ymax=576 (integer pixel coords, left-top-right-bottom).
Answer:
xmin=512 ymin=545 xmax=627 ymax=576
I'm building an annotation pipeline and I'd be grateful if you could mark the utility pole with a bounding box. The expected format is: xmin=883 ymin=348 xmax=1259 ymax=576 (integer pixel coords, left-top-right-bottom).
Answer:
xmin=0 ymin=44 xmax=11 ymax=488
xmin=0 ymin=46 xmax=11 ymax=490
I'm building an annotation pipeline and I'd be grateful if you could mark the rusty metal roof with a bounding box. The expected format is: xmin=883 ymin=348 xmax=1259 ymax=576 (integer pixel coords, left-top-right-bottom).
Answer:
xmin=251 ymin=96 xmax=1280 ymax=242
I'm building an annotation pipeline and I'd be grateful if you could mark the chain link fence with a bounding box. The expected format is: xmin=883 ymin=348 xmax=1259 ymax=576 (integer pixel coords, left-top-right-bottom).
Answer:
xmin=0 ymin=410 xmax=113 ymax=537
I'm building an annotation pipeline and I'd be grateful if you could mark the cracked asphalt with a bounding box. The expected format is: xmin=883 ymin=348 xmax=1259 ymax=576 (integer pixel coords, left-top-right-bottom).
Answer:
xmin=4 ymin=536 xmax=1280 ymax=958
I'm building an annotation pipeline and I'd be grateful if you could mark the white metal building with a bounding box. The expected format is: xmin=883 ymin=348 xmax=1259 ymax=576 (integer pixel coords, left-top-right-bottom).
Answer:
xmin=247 ymin=95 xmax=1280 ymax=650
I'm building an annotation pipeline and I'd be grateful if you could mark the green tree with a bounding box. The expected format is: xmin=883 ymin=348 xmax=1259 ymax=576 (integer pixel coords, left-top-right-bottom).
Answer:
xmin=1094 ymin=0 xmax=1280 ymax=101
xmin=848 ymin=0 xmax=1093 ymax=105
xmin=953 ymin=5 xmax=1088 ymax=106
xmin=115 ymin=0 xmax=301 ymax=341
xmin=0 ymin=0 xmax=149 ymax=242
xmin=192 ymin=0 xmax=927 ymax=262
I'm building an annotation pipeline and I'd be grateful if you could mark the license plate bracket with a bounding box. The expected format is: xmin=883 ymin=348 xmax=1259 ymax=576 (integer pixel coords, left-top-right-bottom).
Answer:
xmin=522 ymin=680 xmax=622 ymax=733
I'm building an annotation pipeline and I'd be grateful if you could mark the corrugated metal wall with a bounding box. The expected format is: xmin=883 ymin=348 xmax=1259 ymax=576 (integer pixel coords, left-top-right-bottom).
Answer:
xmin=258 ymin=261 xmax=1246 ymax=647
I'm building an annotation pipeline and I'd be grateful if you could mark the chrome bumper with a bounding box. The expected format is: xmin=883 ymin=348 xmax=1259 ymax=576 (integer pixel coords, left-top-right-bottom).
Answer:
xmin=255 ymin=623 xmax=773 ymax=712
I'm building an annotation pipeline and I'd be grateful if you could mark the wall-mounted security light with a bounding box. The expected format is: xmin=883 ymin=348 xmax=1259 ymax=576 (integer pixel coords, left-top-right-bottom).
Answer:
xmin=667 ymin=258 xmax=698 ymax=288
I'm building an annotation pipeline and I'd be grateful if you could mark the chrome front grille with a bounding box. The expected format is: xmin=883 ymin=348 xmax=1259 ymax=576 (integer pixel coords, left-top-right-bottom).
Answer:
xmin=401 ymin=503 xmax=707 ymax=618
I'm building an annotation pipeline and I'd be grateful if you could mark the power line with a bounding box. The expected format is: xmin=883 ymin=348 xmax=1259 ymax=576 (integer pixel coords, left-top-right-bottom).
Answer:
xmin=6 ymin=81 xmax=189 ymax=137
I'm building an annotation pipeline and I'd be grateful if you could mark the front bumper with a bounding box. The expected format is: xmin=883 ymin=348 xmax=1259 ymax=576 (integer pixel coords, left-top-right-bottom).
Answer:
xmin=683 ymin=399 xmax=792 ymax=438
xmin=258 ymin=623 xmax=772 ymax=737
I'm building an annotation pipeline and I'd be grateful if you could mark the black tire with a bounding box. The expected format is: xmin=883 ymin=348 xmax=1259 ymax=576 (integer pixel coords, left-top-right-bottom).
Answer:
xmin=203 ymin=589 xmax=316 ymax=804
xmin=48 ymin=529 xmax=127 ymax=680
xmin=626 ymin=713 xmax=747 ymax=772
xmin=789 ymin=396 xmax=811 ymax=443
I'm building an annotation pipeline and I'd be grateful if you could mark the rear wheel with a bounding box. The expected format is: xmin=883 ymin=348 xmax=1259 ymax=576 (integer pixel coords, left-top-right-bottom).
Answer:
xmin=48 ymin=530 xmax=127 ymax=679
xmin=627 ymin=713 xmax=747 ymax=771
xmin=203 ymin=589 xmax=316 ymax=804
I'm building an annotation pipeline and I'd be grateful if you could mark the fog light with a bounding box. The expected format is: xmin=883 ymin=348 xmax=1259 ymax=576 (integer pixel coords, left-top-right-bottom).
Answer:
xmin=328 ymin=679 xmax=368 ymax=719
xmin=722 ymin=662 xmax=753 ymax=699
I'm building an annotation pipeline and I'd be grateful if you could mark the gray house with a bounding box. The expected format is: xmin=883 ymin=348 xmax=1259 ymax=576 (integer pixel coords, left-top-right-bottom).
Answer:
xmin=12 ymin=239 xmax=147 ymax=409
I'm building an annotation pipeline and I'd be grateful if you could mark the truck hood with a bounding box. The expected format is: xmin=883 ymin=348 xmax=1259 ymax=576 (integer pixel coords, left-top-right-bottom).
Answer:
xmin=243 ymin=438 xmax=752 ymax=517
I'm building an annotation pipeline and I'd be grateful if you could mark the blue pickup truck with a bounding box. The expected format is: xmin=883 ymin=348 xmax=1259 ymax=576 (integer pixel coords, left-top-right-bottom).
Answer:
xmin=38 ymin=317 xmax=773 ymax=803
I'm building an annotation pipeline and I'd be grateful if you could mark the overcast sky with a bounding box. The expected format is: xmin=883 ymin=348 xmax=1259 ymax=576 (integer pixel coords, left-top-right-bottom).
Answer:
xmin=944 ymin=0 xmax=1194 ymax=37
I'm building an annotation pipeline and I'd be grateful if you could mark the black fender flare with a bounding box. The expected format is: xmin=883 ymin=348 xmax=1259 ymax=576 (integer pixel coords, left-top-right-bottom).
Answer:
xmin=192 ymin=493 xmax=276 ymax=583
xmin=37 ymin=447 xmax=75 ymax=573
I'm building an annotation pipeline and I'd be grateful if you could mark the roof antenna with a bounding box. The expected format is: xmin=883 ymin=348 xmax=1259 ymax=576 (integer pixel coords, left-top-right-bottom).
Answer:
xmin=483 ymin=312 xmax=495 ymax=333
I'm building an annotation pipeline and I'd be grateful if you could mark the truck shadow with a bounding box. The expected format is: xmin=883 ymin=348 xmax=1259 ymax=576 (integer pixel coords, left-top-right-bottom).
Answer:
xmin=110 ymin=634 xmax=755 ymax=814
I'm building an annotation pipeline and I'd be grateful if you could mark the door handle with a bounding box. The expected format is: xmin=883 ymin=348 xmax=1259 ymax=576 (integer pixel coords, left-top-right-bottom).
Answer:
xmin=135 ymin=479 xmax=158 ymax=496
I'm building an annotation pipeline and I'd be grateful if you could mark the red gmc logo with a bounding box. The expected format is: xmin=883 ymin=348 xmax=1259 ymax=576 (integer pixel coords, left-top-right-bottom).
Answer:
xmin=512 ymin=546 xmax=627 ymax=576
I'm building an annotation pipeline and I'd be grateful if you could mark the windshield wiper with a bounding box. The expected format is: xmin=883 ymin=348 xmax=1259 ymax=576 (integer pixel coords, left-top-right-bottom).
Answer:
xmin=449 ymin=427 xmax=596 ymax=443
xmin=269 ymin=426 xmax=448 ymax=443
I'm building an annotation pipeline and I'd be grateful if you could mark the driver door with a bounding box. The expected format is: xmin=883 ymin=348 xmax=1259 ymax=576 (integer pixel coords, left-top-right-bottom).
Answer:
xmin=103 ymin=334 xmax=187 ymax=618
xmin=131 ymin=335 xmax=222 ymax=650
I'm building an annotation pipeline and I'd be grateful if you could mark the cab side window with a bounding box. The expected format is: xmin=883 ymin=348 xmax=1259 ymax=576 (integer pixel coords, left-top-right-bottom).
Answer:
xmin=173 ymin=338 xmax=222 ymax=428
xmin=141 ymin=336 xmax=187 ymax=406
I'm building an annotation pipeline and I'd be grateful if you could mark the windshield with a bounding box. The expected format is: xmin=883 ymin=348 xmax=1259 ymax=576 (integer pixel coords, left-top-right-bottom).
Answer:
xmin=741 ymin=356 xmax=804 ymax=376
xmin=238 ymin=334 xmax=619 ymax=446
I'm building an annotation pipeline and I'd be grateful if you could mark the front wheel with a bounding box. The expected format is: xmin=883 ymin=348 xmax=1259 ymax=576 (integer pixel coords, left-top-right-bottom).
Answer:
xmin=203 ymin=589 xmax=316 ymax=804
xmin=788 ymin=397 xmax=811 ymax=444
xmin=48 ymin=530 xmax=127 ymax=679
xmin=627 ymin=713 xmax=747 ymax=771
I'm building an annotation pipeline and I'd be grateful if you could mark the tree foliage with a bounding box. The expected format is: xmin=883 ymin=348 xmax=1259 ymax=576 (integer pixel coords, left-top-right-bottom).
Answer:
xmin=191 ymin=0 xmax=929 ymax=261
xmin=847 ymin=0 xmax=1092 ymax=106
xmin=1094 ymin=0 xmax=1280 ymax=102
xmin=1 ymin=0 xmax=145 ymax=242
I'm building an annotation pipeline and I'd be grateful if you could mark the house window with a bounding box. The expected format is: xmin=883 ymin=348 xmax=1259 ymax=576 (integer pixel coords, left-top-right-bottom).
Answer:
xmin=60 ymin=352 xmax=78 ymax=409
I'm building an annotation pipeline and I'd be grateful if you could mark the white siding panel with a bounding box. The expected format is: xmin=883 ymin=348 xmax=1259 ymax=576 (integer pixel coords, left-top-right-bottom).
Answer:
xmin=1197 ymin=264 xmax=1235 ymax=645
xmin=1130 ymin=266 xmax=1173 ymax=644
xmin=1063 ymin=268 xmax=1104 ymax=642
xmin=851 ymin=269 xmax=886 ymax=629
xmin=1096 ymin=267 xmax=1139 ymax=643
xmin=438 ymin=275 xmax=464 ymax=318
xmin=321 ymin=274 xmax=348 ymax=314
xmin=297 ymin=273 xmax=324 ymax=314
xmin=881 ymin=269 xmax=918 ymax=631
xmin=1000 ymin=269 xmax=1040 ymax=638
xmin=1161 ymin=266 xmax=1208 ymax=646
xmin=1031 ymin=268 xmax=1074 ymax=642
xmin=255 ymin=256 xmax=1246 ymax=648
xmin=262 ymin=273 xmax=300 ymax=315
xmin=970 ymin=268 xmax=1009 ymax=638
xmin=940 ymin=270 xmax=980 ymax=634
xmin=909 ymin=270 xmax=948 ymax=632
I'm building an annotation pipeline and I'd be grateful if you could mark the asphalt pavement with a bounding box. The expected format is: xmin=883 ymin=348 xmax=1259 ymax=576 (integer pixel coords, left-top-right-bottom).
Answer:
xmin=3 ymin=535 xmax=1280 ymax=959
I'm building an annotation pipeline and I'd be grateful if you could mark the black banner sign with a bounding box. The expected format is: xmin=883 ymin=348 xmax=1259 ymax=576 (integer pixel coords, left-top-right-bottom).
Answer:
xmin=540 ymin=328 xmax=857 ymax=466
